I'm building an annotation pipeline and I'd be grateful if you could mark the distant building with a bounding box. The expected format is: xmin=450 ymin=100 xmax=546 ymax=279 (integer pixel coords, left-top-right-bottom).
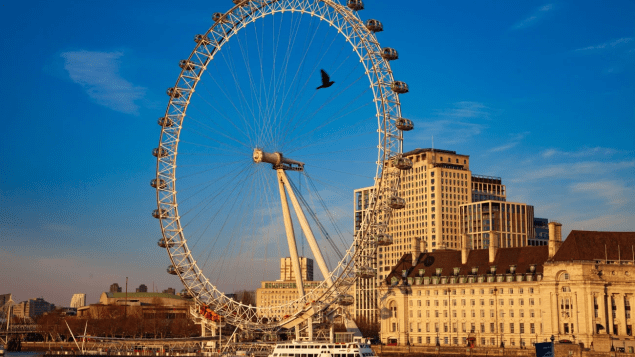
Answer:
xmin=70 ymin=293 xmax=87 ymax=308
xmin=13 ymin=298 xmax=55 ymax=318
xmin=98 ymin=292 xmax=192 ymax=307
xmin=460 ymin=201 xmax=535 ymax=249
xmin=471 ymin=175 xmax=506 ymax=202
xmin=109 ymin=283 xmax=122 ymax=293
xmin=280 ymin=257 xmax=314 ymax=281
xmin=0 ymin=294 xmax=14 ymax=319
xmin=162 ymin=287 xmax=176 ymax=295
xmin=136 ymin=284 xmax=148 ymax=293
xmin=531 ymin=218 xmax=549 ymax=246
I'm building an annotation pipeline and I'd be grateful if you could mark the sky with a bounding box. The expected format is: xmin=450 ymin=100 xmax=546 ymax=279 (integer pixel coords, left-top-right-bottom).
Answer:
xmin=1 ymin=0 xmax=634 ymax=308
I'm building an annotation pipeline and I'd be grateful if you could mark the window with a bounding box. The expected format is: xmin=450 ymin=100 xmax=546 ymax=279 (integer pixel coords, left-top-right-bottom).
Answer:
xmin=563 ymin=273 xmax=570 ymax=280
xmin=426 ymin=300 xmax=430 ymax=306
xmin=480 ymin=323 xmax=485 ymax=333
xmin=500 ymin=300 xmax=504 ymax=306
xmin=461 ymin=299 xmax=466 ymax=306
xmin=480 ymin=310 xmax=485 ymax=317
xmin=426 ymin=337 xmax=431 ymax=344
xmin=490 ymin=310 xmax=495 ymax=318
xmin=510 ymin=323 xmax=515 ymax=333
xmin=529 ymin=288 xmax=534 ymax=294
xmin=490 ymin=323 xmax=495 ymax=333
xmin=529 ymin=298 xmax=535 ymax=306
xmin=530 ymin=323 xmax=535 ymax=334
xmin=444 ymin=323 xmax=448 ymax=333
xmin=391 ymin=323 xmax=397 ymax=332
xmin=470 ymin=323 xmax=476 ymax=333
xmin=520 ymin=323 xmax=525 ymax=334
xmin=509 ymin=289 xmax=514 ymax=294
xmin=490 ymin=299 xmax=495 ymax=306
xmin=530 ymin=309 xmax=535 ymax=318
xmin=520 ymin=309 xmax=524 ymax=318
xmin=426 ymin=323 xmax=430 ymax=332
xmin=435 ymin=323 xmax=439 ymax=332
xmin=509 ymin=299 xmax=514 ymax=306
xmin=471 ymin=310 xmax=476 ymax=317
xmin=519 ymin=288 xmax=524 ymax=294
xmin=471 ymin=299 xmax=476 ymax=306
xmin=480 ymin=299 xmax=485 ymax=306
xmin=435 ymin=310 xmax=439 ymax=317
xmin=510 ymin=309 xmax=514 ymax=318
xmin=500 ymin=323 xmax=505 ymax=333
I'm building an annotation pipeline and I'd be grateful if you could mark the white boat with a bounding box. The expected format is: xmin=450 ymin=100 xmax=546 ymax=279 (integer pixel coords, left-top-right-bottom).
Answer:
xmin=269 ymin=342 xmax=377 ymax=357
xmin=0 ymin=344 xmax=5 ymax=356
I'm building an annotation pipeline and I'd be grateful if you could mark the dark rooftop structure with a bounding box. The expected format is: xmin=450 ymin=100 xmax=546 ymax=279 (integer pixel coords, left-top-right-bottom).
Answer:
xmin=551 ymin=230 xmax=635 ymax=262
xmin=385 ymin=246 xmax=549 ymax=283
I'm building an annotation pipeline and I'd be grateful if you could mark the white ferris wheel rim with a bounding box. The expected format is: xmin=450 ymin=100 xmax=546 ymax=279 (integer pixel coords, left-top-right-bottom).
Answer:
xmin=154 ymin=0 xmax=405 ymax=330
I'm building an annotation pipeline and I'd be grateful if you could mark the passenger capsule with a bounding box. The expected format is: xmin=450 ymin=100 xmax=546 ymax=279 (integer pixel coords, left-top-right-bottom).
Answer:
xmin=375 ymin=233 xmax=393 ymax=246
xmin=391 ymin=81 xmax=409 ymax=94
xmin=153 ymin=208 xmax=169 ymax=219
xmin=356 ymin=267 xmax=375 ymax=279
xmin=336 ymin=294 xmax=354 ymax=306
xmin=152 ymin=147 xmax=168 ymax=158
xmin=395 ymin=117 xmax=414 ymax=131
xmin=166 ymin=87 xmax=182 ymax=98
xmin=388 ymin=196 xmax=406 ymax=209
xmin=381 ymin=48 xmax=398 ymax=61
xmin=150 ymin=178 xmax=167 ymax=189
xmin=167 ymin=264 xmax=183 ymax=275
xmin=157 ymin=237 xmax=175 ymax=248
xmin=194 ymin=34 xmax=212 ymax=45
xmin=212 ymin=12 xmax=227 ymax=22
xmin=347 ymin=0 xmax=364 ymax=11
xmin=392 ymin=156 xmax=413 ymax=170
xmin=158 ymin=116 xmax=174 ymax=127
xmin=365 ymin=19 xmax=383 ymax=33
xmin=233 ymin=0 xmax=248 ymax=6
xmin=179 ymin=60 xmax=196 ymax=71
xmin=180 ymin=289 xmax=193 ymax=298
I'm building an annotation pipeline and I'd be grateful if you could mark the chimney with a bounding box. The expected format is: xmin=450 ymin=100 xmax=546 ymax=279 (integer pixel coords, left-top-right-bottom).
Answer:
xmin=461 ymin=233 xmax=469 ymax=264
xmin=489 ymin=232 xmax=498 ymax=263
xmin=548 ymin=222 xmax=563 ymax=259
xmin=412 ymin=237 xmax=421 ymax=266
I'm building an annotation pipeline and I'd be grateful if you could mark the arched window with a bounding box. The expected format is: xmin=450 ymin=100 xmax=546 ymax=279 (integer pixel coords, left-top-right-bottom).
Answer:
xmin=389 ymin=301 xmax=398 ymax=318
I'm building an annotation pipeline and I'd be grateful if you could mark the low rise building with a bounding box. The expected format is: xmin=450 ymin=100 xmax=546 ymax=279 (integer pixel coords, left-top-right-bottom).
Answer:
xmin=13 ymin=297 xmax=55 ymax=318
xmin=98 ymin=292 xmax=191 ymax=307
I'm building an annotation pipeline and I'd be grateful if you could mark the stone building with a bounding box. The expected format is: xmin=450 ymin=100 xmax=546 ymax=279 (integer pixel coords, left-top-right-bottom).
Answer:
xmin=378 ymin=224 xmax=635 ymax=352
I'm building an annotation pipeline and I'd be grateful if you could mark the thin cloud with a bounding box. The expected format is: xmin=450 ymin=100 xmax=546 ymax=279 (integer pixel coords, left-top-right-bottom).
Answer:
xmin=414 ymin=102 xmax=490 ymax=145
xmin=510 ymin=160 xmax=635 ymax=182
xmin=488 ymin=132 xmax=529 ymax=153
xmin=570 ymin=180 xmax=633 ymax=208
xmin=61 ymin=50 xmax=146 ymax=115
xmin=541 ymin=146 xmax=619 ymax=158
xmin=575 ymin=37 xmax=633 ymax=51
xmin=511 ymin=4 xmax=554 ymax=30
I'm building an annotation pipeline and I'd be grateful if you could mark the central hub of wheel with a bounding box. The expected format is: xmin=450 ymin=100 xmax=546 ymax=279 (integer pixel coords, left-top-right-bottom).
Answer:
xmin=253 ymin=148 xmax=304 ymax=171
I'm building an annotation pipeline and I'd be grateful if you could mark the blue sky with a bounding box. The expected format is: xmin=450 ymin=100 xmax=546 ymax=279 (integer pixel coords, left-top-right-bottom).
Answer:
xmin=1 ymin=0 xmax=633 ymax=307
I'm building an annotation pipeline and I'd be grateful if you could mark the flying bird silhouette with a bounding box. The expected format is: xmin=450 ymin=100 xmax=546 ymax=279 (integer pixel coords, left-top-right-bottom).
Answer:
xmin=316 ymin=69 xmax=335 ymax=90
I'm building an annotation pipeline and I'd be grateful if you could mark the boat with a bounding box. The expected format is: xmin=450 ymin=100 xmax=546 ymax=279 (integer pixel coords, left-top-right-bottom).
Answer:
xmin=269 ymin=341 xmax=377 ymax=357
xmin=0 ymin=343 xmax=5 ymax=356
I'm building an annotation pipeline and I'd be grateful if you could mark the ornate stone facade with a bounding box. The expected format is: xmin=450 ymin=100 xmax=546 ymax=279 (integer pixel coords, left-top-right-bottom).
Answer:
xmin=378 ymin=226 xmax=635 ymax=352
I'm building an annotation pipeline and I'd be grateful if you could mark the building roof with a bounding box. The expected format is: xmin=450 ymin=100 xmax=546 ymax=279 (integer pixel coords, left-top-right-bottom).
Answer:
xmin=103 ymin=292 xmax=184 ymax=299
xmin=403 ymin=148 xmax=468 ymax=157
xmin=552 ymin=230 xmax=635 ymax=262
xmin=385 ymin=246 xmax=549 ymax=283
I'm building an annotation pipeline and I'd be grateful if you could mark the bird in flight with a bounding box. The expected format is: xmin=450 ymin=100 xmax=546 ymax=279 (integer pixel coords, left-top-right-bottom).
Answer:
xmin=316 ymin=69 xmax=335 ymax=90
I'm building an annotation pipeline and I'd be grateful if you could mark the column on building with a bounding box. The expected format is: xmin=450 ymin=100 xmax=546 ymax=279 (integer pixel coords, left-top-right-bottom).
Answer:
xmin=598 ymin=292 xmax=608 ymax=334
xmin=615 ymin=293 xmax=627 ymax=336
xmin=607 ymin=292 xmax=615 ymax=335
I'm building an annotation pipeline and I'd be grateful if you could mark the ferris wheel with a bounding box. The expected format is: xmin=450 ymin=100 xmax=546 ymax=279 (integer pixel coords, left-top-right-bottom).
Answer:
xmin=152 ymin=0 xmax=414 ymax=332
